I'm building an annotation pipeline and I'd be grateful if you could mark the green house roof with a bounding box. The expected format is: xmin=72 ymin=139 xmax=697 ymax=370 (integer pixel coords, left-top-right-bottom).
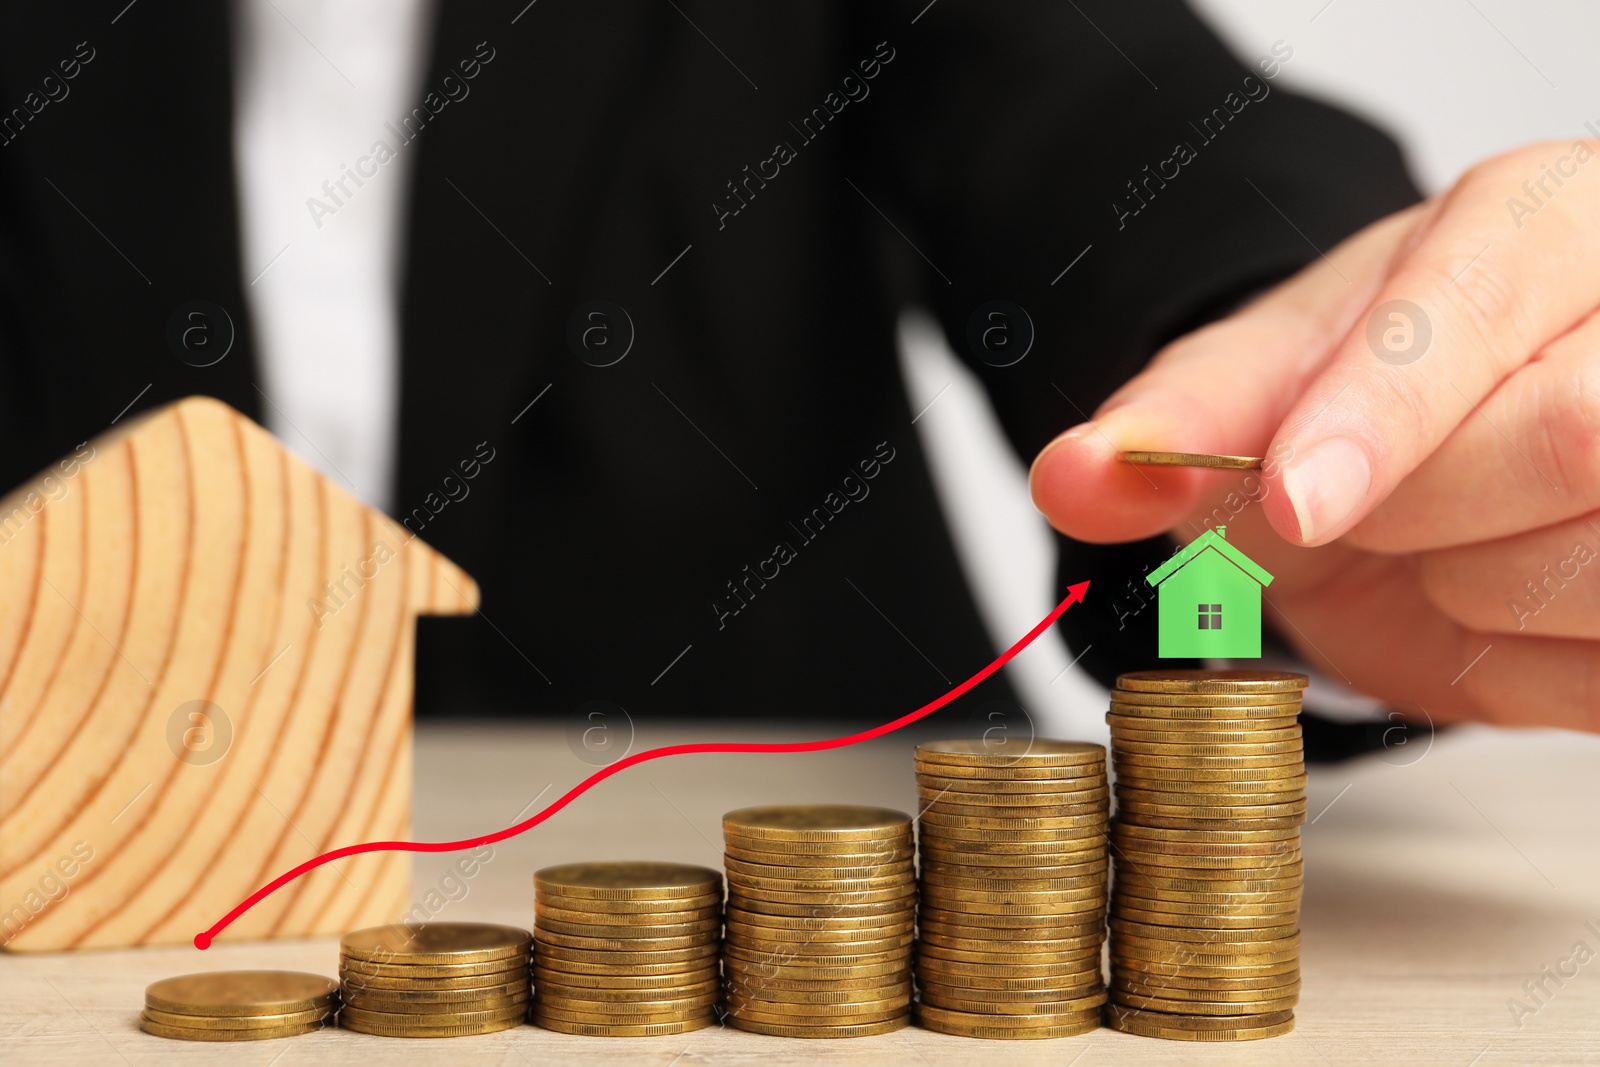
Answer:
xmin=1145 ymin=527 xmax=1274 ymax=589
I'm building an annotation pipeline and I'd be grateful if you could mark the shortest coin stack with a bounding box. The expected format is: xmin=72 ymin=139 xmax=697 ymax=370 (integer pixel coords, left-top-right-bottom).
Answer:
xmin=722 ymin=805 xmax=917 ymax=1038
xmin=141 ymin=970 xmax=338 ymax=1041
xmin=339 ymin=922 xmax=531 ymax=1037
xmin=914 ymin=738 xmax=1110 ymax=1039
xmin=532 ymin=861 xmax=723 ymax=1036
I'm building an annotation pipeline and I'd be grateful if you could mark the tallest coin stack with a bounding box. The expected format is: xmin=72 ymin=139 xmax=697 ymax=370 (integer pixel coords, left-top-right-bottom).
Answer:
xmin=1105 ymin=670 xmax=1307 ymax=1043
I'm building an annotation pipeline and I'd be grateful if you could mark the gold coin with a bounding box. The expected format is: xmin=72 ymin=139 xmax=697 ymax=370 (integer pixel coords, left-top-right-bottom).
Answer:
xmin=1119 ymin=774 xmax=1309 ymax=795
xmin=723 ymin=805 xmax=912 ymax=843
xmin=535 ymin=989 xmax=718 ymax=1014
xmin=918 ymin=917 xmax=1105 ymax=942
xmin=915 ymin=738 xmax=1106 ymax=768
xmin=919 ymin=846 xmax=1107 ymax=869
xmin=916 ymin=943 xmax=1099 ymax=968
xmin=1116 ymin=792 xmax=1306 ymax=813
xmin=1116 ymin=781 xmax=1305 ymax=801
xmin=532 ymin=1003 xmax=711 ymax=1026
xmin=722 ymin=843 xmax=914 ymax=867
xmin=345 ymin=990 xmax=530 ymax=1015
xmin=920 ymin=856 xmax=1107 ymax=878
xmin=535 ymin=892 xmax=722 ymax=916
xmin=1116 ymin=813 xmax=1304 ymax=832
xmin=1113 ymin=766 xmax=1306 ymax=785
xmin=1113 ymin=887 xmax=1300 ymax=910
xmin=916 ymin=955 xmax=1101 ymax=980
xmin=141 ymin=1006 xmax=332 ymax=1030
xmin=918 ymin=797 xmax=1111 ymax=819
xmin=1120 ymin=451 xmax=1262 ymax=470
xmin=919 ymin=881 xmax=1106 ymax=904
xmin=1112 ymin=907 xmax=1298 ymax=932
xmin=727 ymin=906 xmax=912 ymax=931
xmin=534 ymin=902 xmax=720 ymax=926
xmin=1113 ymin=823 xmax=1301 ymax=843
xmin=1113 ymin=985 xmax=1299 ymax=1010
xmin=724 ymin=956 xmax=909 ymax=981
xmin=916 ymin=967 xmax=1102 ymax=993
xmin=533 ymin=929 xmax=719 ymax=952
xmin=532 ymin=940 xmax=717 ymax=964
xmin=915 ymin=1002 xmax=1099 ymax=1039
xmin=338 ymin=1002 xmax=527 ymax=1031
xmin=726 ymin=981 xmax=911 ymax=1004
xmin=722 ymin=941 xmax=909 ymax=968
xmin=728 ymin=1014 xmax=910 ymax=1038
xmin=534 ymin=861 xmax=722 ymax=901
xmin=1111 ymin=918 xmax=1298 ymax=942
xmin=1114 ymin=959 xmax=1299 ymax=981
xmin=1107 ymin=1011 xmax=1292 ymax=1043
xmin=913 ymin=761 xmax=1104 ymax=782
xmin=340 ymin=968 xmax=526 ymax=993
xmin=726 ymin=922 xmax=913 ymax=945
xmin=919 ymin=811 xmax=1108 ymax=832
xmin=534 ymin=915 xmax=722 ymax=940
xmin=917 ymin=926 xmax=1101 ymax=952
xmin=1112 ymin=974 xmax=1299 ymax=996
xmin=145 ymin=971 xmax=340 ymax=1017
xmin=1116 ymin=670 xmax=1307 ymax=694
xmin=725 ymin=931 xmax=914 ymax=956
xmin=1109 ymin=698 xmax=1300 ymax=717
xmin=1105 ymin=714 xmax=1299 ymax=735
xmin=920 ymin=900 xmax=1106 ymax=922
xmin=728 ymin=883 xmax=914 ymax=906
xmin=918 ymin=987 xmax=1106 ymax=1016
xmin=1116 ymin=862 xmax=1302 ymax=886
xmin=723 ymin=854 xmax=913 ymax=879
xmin=341 ymin=977 xmax=528 ymax=1004
xmin=532 ymin=979 xmax=720 ymax=1004
xmin=1113 ymin=742 xmax=1299 ymax=767
xmin=341 ymin=923 xmax=532 ymax=966
xmin=533 ymin=967 xmax=717 ymax=991
xmin=728 ymin=1001 xmax=908 ymax=1026
xmin=138 ymin=1016 xmax=328 ymax=1041
xmin=1113 ymin=752 xmax=1302 ymax=771
xmin=921 ymin=824 xmax=1106 ymax=844
xmin=727 ymin=871 xmax=911 ymax=894
xmin=917 ymin=774 xmax=1107 ymax=796
xmin=918 ymin=975 xmax=1103 ymax=1002
xmin=532 ymin=1014 xmax=712 ymax=1037
xmin=339 ymin=955 xmax=526 ymax=980
xmin=1109 ymin=724 xmax=1301 ymax=746
xmin=727 ymin=889 xmax=914 ymax=913
xmin=920 ymin=874 xmax=1107 ymax=898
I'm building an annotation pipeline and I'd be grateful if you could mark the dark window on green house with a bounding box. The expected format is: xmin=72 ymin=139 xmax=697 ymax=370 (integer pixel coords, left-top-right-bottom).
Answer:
xmin=1198 ymin=604 xmax=1222 ymax=630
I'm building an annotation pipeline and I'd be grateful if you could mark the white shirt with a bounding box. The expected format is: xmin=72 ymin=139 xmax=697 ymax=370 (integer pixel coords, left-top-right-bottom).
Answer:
xmin=232 ymin=0 xmax=433 ymax=512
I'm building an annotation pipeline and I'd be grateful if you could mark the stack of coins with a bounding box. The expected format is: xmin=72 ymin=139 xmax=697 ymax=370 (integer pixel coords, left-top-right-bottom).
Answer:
xmin=140 ymin=971 xmax=338 ymax=1041
xmin=1106 ymin=669 xmax=1307 ymax=1042
xmin=913 ymin=738 xmax=1110 ymax=1039
xmin=722 ymin=805 xmax=916 ymax=1038
xmin=338 ymin=922 xmax=531 ymax=1037
xmin=532 ymin=861 xmax=723 ymax=1036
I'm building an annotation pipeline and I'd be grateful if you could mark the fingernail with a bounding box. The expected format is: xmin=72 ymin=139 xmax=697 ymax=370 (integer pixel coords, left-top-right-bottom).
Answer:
xmin=1280 ymin=437 xmax=1371 ymax=543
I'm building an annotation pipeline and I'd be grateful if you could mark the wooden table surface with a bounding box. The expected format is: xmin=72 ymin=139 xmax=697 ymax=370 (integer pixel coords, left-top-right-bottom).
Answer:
xmin=4 ymin=719 xmax=1597 ymax=1065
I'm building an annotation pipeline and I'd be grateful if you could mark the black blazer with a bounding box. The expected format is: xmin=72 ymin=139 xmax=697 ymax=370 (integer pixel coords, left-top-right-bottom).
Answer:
xmin=0 ymin=2 xmax=1417 ymax=731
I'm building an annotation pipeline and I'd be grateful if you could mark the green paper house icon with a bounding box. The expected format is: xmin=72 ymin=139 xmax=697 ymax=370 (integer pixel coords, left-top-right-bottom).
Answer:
xmin=1145 ymin=526 xmax=1274 ymax=658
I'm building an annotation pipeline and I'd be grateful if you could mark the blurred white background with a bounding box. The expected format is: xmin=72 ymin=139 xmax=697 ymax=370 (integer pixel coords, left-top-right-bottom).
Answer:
xmin=905 ymin=0 xmax=1599 ymax=742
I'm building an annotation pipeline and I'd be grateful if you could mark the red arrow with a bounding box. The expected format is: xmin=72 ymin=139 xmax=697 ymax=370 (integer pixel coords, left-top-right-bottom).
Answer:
xmin=196 ymin=580 xmax=1091 ymax=948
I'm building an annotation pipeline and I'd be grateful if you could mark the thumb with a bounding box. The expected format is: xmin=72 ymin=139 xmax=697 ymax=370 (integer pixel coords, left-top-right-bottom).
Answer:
xmin=1029 ymin=204 xmax=1426 ymax=545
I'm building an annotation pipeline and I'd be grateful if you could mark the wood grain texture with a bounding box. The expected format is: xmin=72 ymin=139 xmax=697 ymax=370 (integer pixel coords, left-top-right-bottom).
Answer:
xmin=0 ymin=397 xmax=478 ymax=951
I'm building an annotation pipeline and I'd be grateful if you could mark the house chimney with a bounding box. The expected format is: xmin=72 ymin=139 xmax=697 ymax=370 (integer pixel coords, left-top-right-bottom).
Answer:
xmin=1216 ymin=525 xmax=1227 ymax=538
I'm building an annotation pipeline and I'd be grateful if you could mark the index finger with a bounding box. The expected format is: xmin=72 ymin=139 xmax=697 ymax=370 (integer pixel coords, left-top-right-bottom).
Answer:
xmin=1262 ymin=140 xmax=1600 ymax=546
